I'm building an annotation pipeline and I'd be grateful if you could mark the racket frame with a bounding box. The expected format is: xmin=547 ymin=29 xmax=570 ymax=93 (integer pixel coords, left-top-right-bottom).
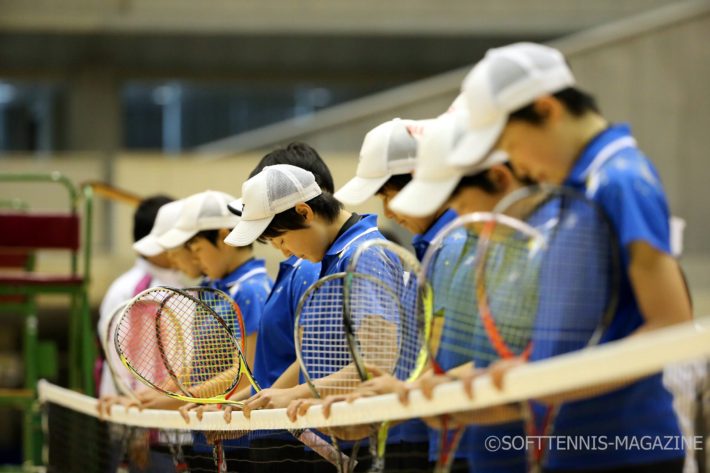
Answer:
xmin=419 ymin=211 xmax=543 ymax=472
xmin=490 ymin=184 xmax=622 ymax=469
xmin=114 ymin=286 xmax=255 ymax=405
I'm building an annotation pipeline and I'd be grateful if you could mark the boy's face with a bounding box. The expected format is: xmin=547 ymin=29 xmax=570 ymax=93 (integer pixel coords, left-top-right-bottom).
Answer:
xmin=144 ymin=252 xmax=173 ymax=270
xmin=187 ymin=235 xmax=232 ymax=280
xmin=268 ymin=226 xmax=329 ymax=263
xmin=166 ymin=246 xmax=203 ymax=279
xmin=495 ymin=98 xmax=575 ymax=185
xmin=447 ymin=165 xmax=524 ymax=215
xmin=377 ymin=188 xmax=437 ymax=234
xmin=448 ymin=187 xmax=501 ymax=216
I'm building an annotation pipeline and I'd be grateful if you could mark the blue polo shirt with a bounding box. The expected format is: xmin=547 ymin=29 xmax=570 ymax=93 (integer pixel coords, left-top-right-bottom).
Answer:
xmin=252 ymin=256 xmax=320 ymax=390
xmin=412 ymin=209 xmax=458 ymax=260
xmin=208 ymin=258 xmax=273 ymax=337
xmin=319 ymin=213 xmax=384 ymax=277
xmin=538 ymin=124 xmax=682 ymax=470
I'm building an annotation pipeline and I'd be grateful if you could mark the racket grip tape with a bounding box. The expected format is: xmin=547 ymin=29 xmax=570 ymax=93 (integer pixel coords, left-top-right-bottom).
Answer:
xmin=296 ymin=429 xmax=357 ymax=469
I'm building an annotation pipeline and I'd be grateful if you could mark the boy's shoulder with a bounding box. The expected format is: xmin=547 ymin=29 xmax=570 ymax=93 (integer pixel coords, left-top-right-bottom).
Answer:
xmin=587 ymin=145 xmax=665 ymax=202
xmin=290 ymin=258 xmax=321 ymax=282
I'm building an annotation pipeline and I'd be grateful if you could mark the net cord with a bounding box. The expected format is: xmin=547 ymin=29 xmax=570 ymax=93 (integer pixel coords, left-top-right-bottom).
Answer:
xmin=41 ymin=317 xmax=710 ymax=431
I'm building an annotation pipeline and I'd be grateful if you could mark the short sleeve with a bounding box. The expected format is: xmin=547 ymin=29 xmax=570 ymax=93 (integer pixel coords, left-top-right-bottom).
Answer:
xmin=590 ymin=155 xmax=671 ymax=256
xmin=289 ymin=263 xmax=320 ymax=322
xmin=234 ymin=282 xmax=269 ymax=336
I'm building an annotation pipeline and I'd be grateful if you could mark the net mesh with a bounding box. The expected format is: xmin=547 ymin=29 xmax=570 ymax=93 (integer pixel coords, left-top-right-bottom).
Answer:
xmin=42 ymin=318 xmax=710 ymax=472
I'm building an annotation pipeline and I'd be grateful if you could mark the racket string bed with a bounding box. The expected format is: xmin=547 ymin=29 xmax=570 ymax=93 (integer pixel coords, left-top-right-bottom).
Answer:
xmin=345 ymin=243 xmax=430 ymax=473
xmin=420 ymin=212 xmax=547 ymax=472
xmin=488 ymin=185 xmax=623 ymax=470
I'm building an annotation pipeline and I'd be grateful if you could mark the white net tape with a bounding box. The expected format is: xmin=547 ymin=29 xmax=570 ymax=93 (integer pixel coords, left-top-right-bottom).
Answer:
xmin=40 ymin=317 xmax=710 ymax=432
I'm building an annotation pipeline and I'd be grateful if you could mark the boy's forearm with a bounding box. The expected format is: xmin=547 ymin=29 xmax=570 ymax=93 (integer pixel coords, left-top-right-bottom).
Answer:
xmin=270 ymin=360 xmax=301 ymax=389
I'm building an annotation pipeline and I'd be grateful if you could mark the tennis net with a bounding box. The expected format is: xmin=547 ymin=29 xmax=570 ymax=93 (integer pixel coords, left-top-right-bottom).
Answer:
xmin=41 ymin=317 xmax=710 ymax=472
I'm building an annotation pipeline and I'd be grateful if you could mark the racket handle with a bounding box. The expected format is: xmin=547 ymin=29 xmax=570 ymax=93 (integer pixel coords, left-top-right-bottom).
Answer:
xmin=434 ymin=426 xmax=464 ymax=473
xmin=294 ymin=429 xmax=356 ymax=470
xmin=213 ymin=441 xmax=227 ymax=473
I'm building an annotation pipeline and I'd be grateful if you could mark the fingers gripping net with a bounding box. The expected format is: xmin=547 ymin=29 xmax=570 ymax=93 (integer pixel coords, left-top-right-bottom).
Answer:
xmin=115 ymin=287 xmax=241 ymax=400
xmin=347 ymin=240 xmax=426 ymax=382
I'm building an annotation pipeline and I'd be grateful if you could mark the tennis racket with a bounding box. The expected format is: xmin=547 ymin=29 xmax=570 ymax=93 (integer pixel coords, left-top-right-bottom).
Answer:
xmin=296 ymin=272 xmax=391 ymax=473
xmin=419 ymin=211 xmax=544 ymax=473
xmin=487 ymin=184 xmax=620 ymax=471
xmin=101 ymin=302 xmax=191 ymax=472
xmin=114 ymin=286 xmax=243 ymax=403
xmin=114 ymin=286 xmax=346 ymax=470
xmin=178 ymin=285 xmax=248 ymax=472
xmin=343 ymin=240 xmax=428 ymax=472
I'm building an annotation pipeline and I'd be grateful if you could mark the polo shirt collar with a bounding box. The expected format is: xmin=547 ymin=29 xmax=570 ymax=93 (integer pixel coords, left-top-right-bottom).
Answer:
xmin=412 ymin=209 xmax=458 ymax=260
xmin=325 ymin=213 xmax=379 ymax=257
xmin=565 ymin=123 xmax=636 ymax=187
xmin=220 ymin=257 xmax=267 ymax=289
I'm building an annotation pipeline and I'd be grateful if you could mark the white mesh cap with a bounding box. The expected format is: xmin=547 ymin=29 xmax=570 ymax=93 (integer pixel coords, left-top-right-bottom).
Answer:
xmin=448 ymin=42 xmax=575 ymax=168
xmin=224 ymin=164 xmax=322 ymax=247
xmin=132 ymin=199 xmax=185 ymax=256
xmin=334 ymin=118 xmax=432 ymax=206
xmin=157 ymin=190 xmax=240 ymax=249
xmin=391 ymin=112 xmax=508 ymax=217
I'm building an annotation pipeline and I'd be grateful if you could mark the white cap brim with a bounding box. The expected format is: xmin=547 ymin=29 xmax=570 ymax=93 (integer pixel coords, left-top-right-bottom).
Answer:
xmin=389 ymin=174 xmax=462 ymax=218
xmin=447 ymin=118 xmax=505 ymax=169
xmin=224 ymin=216 xmax=275 ymax=247
xmin=157 ymin=228 xmax=198 ymax=249
xmin=334 ymin=174 xmax=391 ymax=206
xmin=132 ymin=234 xmax=165 ymax=257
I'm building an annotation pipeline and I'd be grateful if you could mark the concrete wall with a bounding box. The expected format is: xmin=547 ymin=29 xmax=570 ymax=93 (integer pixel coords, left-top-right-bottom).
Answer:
xmin=0 ymin=0 xmax=678 ymax=35
xmin=201 ymin=2 xmax=710 ymax=252
xmin=198 ymin=1 xmax=710 ymax=312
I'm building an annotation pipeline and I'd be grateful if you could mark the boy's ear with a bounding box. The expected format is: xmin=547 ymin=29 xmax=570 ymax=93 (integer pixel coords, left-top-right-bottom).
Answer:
xmin=532 ymin=95 xmax=564 ymax=123
xmin=217 ymin=228 xmax=232 ymax=246
xmin=487 ymin=166 xmax=508 ymax=192
xmin=294 ymin=203 xmax=314 ymax=223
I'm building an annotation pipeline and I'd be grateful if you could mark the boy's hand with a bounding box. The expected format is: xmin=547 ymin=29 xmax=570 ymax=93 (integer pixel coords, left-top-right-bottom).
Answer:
xmin=97 ymin=394 xmax=141 ymax=418
xmin=243 ymin=386 xmax=311 ymax=418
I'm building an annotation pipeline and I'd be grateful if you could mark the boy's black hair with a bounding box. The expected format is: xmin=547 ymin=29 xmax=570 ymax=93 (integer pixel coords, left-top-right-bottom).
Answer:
xmin=133 ymin=195 xmax=174 ymax=243
xmin=189 ymin=229 xmax=253 ymax=250
xmin=508 ymin=87 xmax=600 ymax=125
xmin=251 ymin=142 xmax=335 ymax=194
xmin=376 ymin=174 xmax=413 ymax=195
xmin=450 ymin=162 xmax=534 ymax=197
xmin=257 ymin=193 xmax=343 ymax=243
